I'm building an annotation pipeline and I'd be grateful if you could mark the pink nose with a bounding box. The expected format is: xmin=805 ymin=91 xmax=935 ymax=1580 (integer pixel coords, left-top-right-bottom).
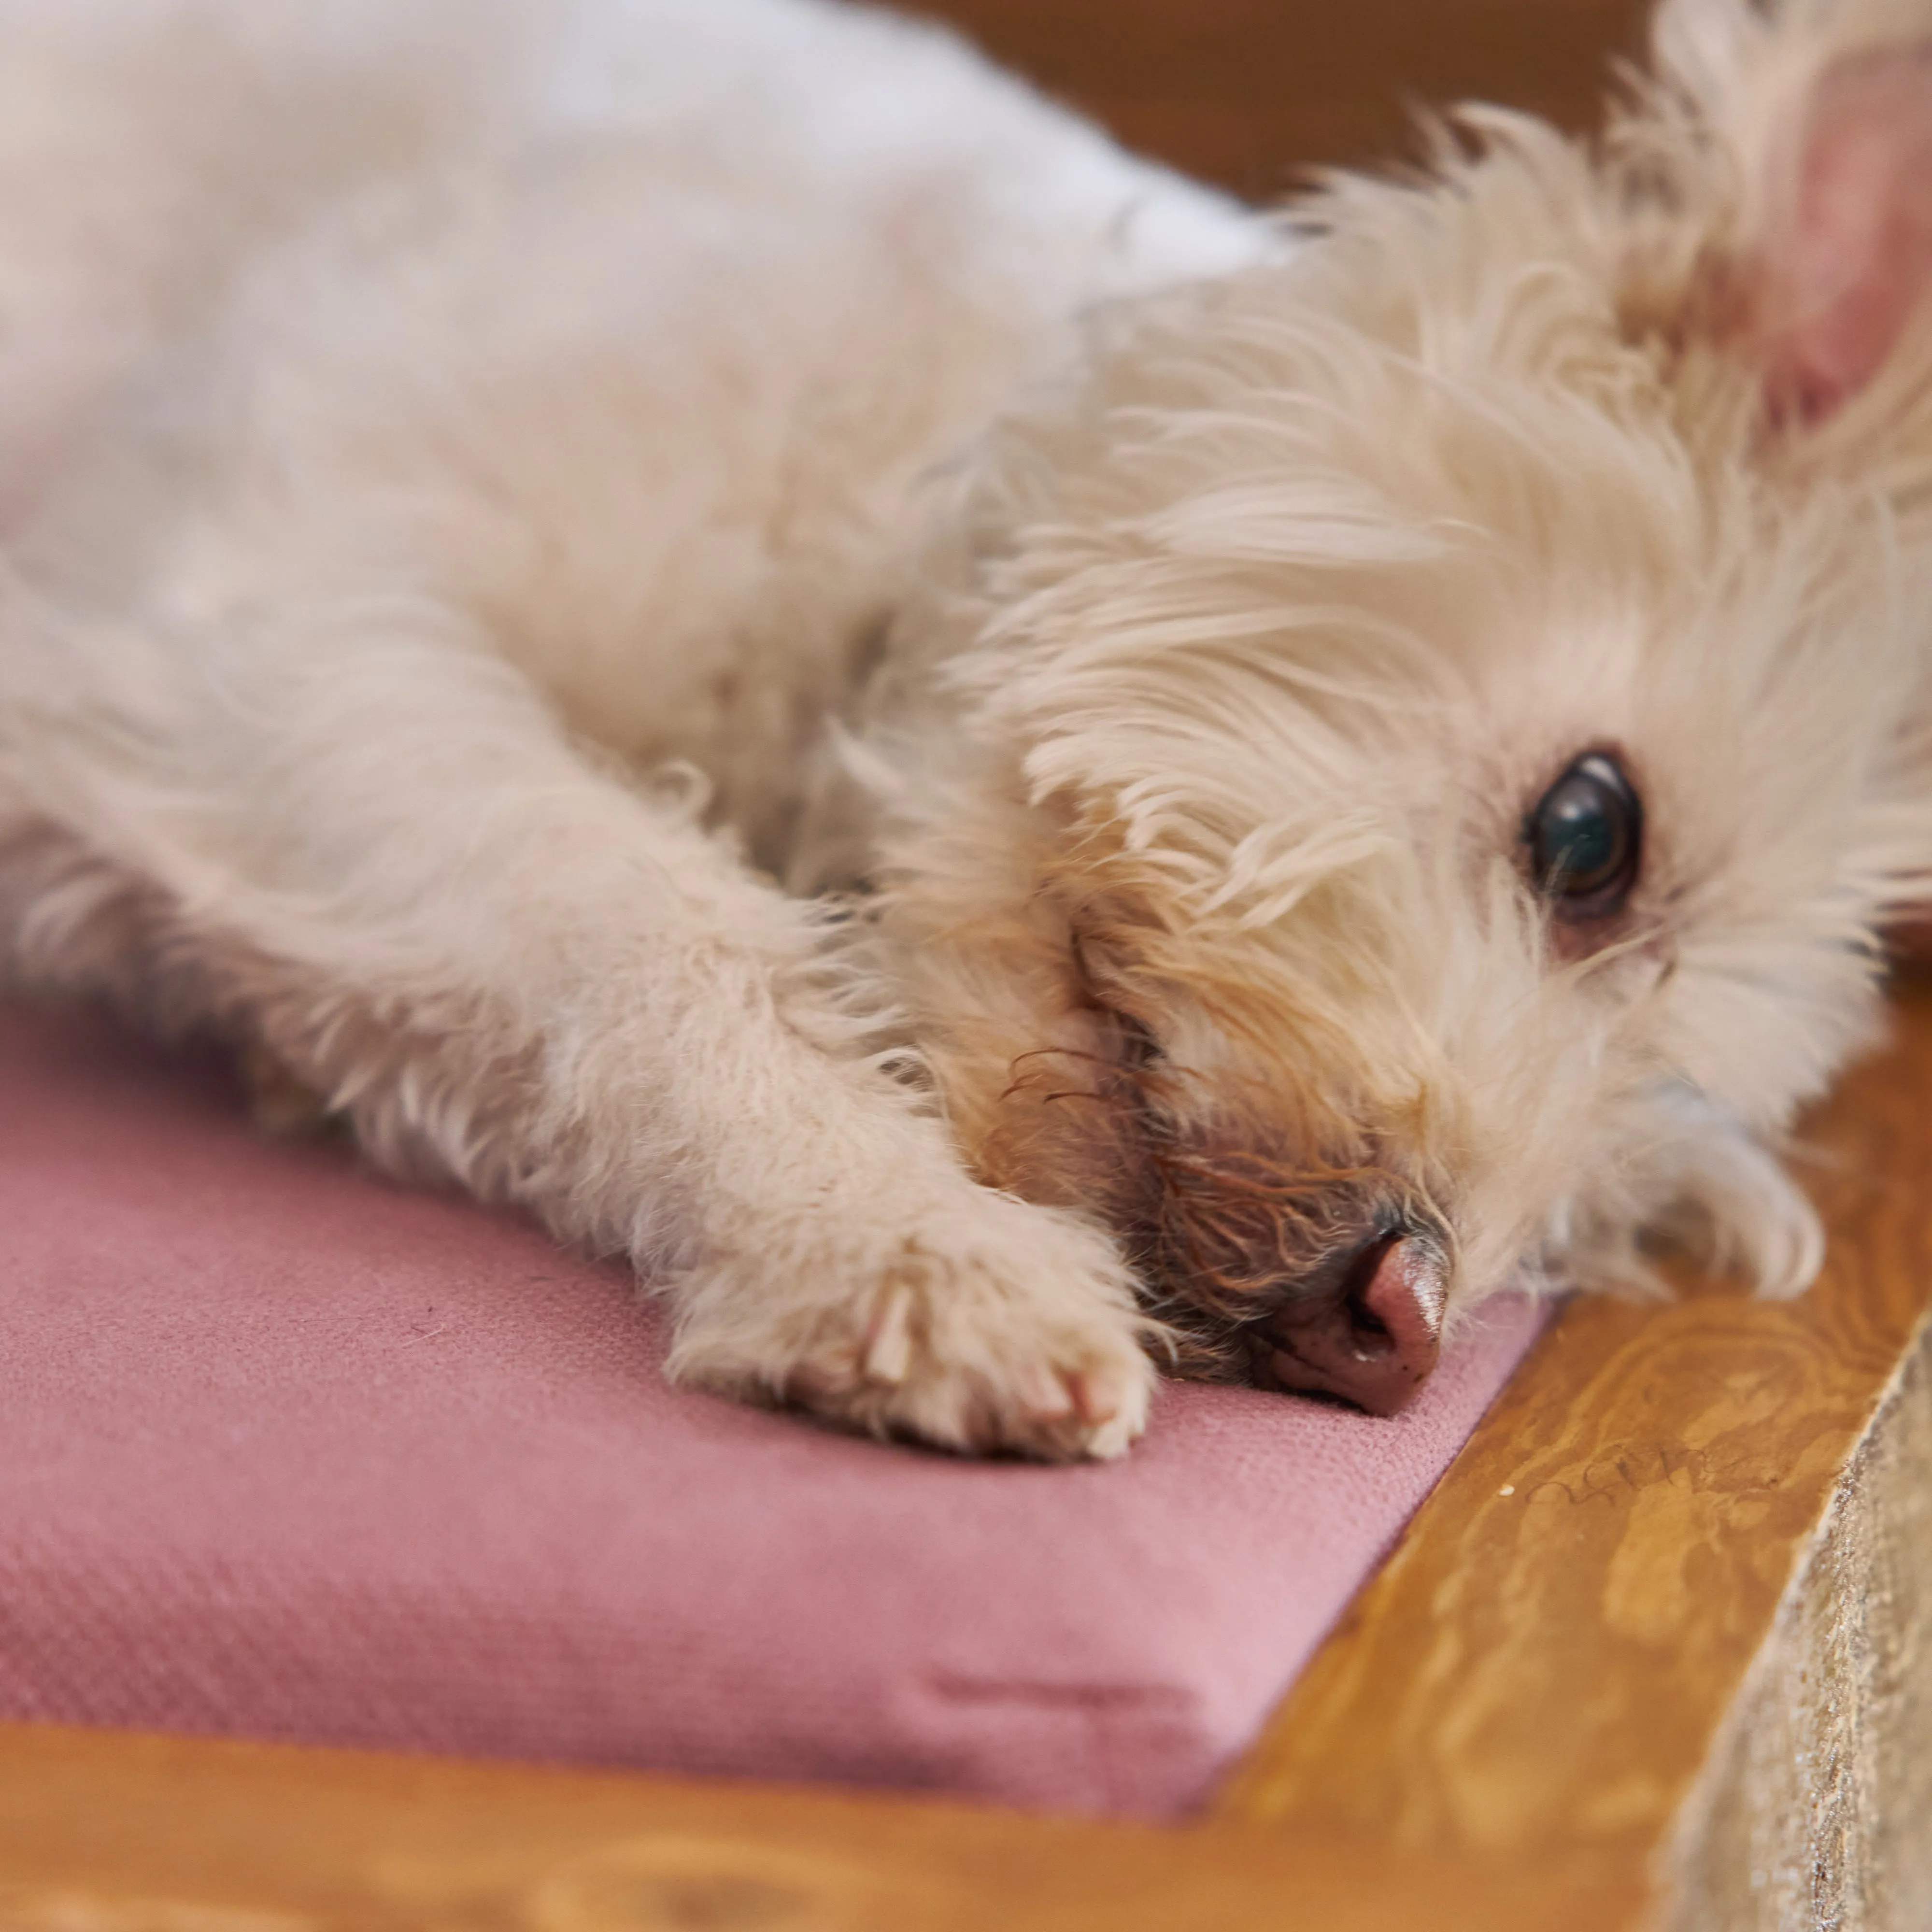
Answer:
xmin=1252 ymin=1233 xmax=1446 ymax=1417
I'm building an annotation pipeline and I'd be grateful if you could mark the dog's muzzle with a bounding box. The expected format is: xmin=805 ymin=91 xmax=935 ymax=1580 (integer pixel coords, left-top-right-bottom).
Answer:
xmin=1244 ymin=1221 xmax=1448 ymax=1417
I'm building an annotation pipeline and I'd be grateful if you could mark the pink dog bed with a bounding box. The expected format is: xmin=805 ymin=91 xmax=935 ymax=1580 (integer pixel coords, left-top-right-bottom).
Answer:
xmin=0 ymin=999 xmax=1542 ymax=1816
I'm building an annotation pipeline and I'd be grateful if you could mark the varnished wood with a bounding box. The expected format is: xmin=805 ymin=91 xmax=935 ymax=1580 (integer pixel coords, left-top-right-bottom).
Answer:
xmin=913 ymin=0 xmax=1654 ymax=196
xmin=1216 ymin=978 xmax=1932 ymax=1871
xmin=0 ymin=1722 xmax=1644 ymax=1932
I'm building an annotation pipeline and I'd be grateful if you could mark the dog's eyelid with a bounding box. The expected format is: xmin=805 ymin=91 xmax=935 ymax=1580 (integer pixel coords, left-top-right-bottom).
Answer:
xmin=1114 ymin=1009 xmax=1163 ymax=1068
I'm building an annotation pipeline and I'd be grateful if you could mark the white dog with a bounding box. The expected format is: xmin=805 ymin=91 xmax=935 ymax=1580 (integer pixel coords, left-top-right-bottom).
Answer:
xmin=0 ymin=0 xmax=1928 ymax=1458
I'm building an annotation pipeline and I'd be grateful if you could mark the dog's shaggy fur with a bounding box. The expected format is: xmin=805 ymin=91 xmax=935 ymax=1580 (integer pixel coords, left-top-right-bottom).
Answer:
xmin=1 ymin=0 xmax=1930 ymax=1457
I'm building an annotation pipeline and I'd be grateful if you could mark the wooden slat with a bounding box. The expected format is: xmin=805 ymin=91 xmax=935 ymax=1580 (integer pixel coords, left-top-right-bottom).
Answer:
xmin=1214 ymin=978 xmax=1932 ymax=1874
xmin=0 ymin=1721 xmax=1644 ymax=1932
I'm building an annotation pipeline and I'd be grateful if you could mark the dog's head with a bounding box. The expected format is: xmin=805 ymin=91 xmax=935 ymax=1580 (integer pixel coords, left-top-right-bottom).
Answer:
xmin=874 ymin=0 xmax=1932 ymax=1410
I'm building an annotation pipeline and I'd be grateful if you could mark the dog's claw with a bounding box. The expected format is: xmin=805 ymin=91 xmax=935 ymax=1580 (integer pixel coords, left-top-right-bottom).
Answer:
xmin=668 ymin=1199 xmax=1154 ymax=1462
xmin=1065 ymin=1367 xmax=1119 ymax=1428
xmin=1019 ymin=1362 xmax=1078 ymax=1420
xmin=861 ymin=1285 xmax=914 ymax=1385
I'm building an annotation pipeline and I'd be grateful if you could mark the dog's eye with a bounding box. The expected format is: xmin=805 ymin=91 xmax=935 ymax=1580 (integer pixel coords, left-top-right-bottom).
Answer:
xmin=1526 ymin=752 xmax=1642 ymax=917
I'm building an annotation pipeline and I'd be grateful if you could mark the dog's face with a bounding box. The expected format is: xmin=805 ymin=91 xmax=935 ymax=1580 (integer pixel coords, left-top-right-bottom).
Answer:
xmin=876 ymin=0 xmax=1932 ymax=1410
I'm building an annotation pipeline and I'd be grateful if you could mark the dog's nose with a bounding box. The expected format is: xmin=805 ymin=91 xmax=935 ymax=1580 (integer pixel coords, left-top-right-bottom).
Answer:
xmin=1251 ymin=1228 xmax=1447 ymax=1416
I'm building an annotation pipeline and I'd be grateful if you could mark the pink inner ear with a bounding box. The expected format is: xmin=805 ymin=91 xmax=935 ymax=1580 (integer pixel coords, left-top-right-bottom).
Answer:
xmin=1751 ymin=47 xmax=1932 ymax=422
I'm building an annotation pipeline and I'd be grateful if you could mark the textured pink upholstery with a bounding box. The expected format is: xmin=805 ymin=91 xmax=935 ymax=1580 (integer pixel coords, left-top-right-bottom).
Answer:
xmin=0 ymin=1000 xmax=1542 ymax=1816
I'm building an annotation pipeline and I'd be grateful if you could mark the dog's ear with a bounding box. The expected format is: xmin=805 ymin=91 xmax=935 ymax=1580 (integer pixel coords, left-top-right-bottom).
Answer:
xmin=1659 ymin=5 xmax=1932 ymax=424
xmin=1740 ymin=43 xmax=1932 ymax=422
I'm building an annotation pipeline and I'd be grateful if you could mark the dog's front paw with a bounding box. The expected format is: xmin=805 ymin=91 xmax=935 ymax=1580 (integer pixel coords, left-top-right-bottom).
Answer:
xmin=665 ymin=1194 xmax=1155 ymax=1461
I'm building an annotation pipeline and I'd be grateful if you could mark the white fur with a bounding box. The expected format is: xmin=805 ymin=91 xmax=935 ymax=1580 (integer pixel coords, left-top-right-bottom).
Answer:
xmin=2 ymin=0 xmax=1929 ymax=1457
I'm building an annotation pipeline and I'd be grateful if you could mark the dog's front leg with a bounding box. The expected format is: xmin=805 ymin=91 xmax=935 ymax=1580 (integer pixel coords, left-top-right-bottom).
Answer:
xmin=4 ymin=623 xmax=1152 ymax=1459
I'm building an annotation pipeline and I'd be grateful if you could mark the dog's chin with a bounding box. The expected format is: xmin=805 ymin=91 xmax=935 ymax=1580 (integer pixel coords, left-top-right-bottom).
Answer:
xmin=1123 ymin=1138 xmax=1454 ymax=1412
xmin=959 ymin=1045 xmax=1457 ymax=1411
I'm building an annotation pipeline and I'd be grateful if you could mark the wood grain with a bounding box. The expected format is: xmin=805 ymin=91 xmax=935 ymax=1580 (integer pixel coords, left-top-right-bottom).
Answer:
xmin=1215 ymin=977 xmax=1932 ymax=1875
xmin=0 ymin=1721 xmax=1644 ymax=1932
xmin=1666 ymin=1320 xmax=1932 ymax=1927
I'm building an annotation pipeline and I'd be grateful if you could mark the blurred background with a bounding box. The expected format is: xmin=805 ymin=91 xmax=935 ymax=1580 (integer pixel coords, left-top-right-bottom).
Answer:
xmin=908 ymin=0 xmax=1652 ymax=198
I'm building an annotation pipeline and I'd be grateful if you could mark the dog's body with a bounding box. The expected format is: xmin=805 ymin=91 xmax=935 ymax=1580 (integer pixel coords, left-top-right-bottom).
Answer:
xmin=3 ymin=0 xmax=1931 ymax=1457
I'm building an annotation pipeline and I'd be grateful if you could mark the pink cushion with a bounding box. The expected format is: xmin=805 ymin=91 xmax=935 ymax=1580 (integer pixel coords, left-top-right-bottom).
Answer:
xmin=0 ymin=1000 xmax=1542 ymax=1816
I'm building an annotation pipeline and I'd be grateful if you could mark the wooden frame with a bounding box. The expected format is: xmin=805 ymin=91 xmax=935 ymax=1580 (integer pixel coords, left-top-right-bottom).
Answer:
xmin=4 ymin=7 xmax=1926 ymax=1925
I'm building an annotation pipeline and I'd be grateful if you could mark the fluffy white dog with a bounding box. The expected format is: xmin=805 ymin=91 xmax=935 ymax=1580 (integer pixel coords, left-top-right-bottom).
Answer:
xmin=1 ymin=0 xmax=1928 ymax=1458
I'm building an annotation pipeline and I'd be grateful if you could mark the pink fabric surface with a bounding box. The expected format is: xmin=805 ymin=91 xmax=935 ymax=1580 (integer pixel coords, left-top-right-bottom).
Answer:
xmin=0 ymin=999 xmax=1544 ymax=1817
